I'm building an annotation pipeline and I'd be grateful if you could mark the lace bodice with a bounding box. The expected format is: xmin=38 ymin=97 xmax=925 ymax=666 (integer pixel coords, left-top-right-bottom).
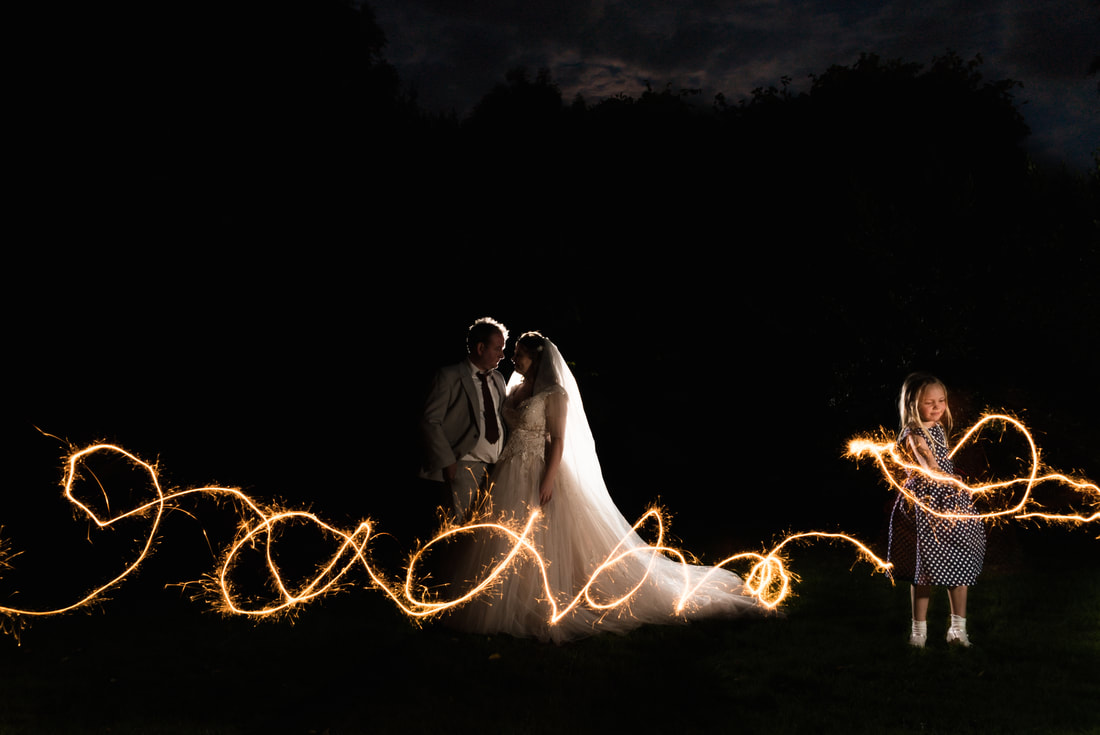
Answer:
xmin=498 ymin=387 xmax=564 ymax=464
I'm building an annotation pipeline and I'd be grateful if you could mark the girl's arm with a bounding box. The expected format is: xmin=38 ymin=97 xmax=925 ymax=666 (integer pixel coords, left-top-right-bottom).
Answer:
xmin=906 ymin=432 xmax=942 ymax=474
xmin=539 ymin=391 xmax=568 ymax=505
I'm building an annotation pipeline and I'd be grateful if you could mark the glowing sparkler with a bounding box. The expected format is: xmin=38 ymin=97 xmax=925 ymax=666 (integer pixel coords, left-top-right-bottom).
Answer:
xmin=847 ymin=413 xmax=1100 ymax=528
xmin=408 ymin=508 xmax=891 ymax=618
xmin=0 ymin=441 xmax=891 ymax=635
xmin=2 ymin=413 xmax=1093 ymax=638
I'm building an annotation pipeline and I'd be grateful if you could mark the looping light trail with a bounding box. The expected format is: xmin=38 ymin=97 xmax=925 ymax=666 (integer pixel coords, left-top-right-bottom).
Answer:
xmin=847 ymin=413 xmax=1100 ymax=528
xmin=409 ymin=510 xmax=891 ymax=615
xmin=3 ymin=415 xmax=1093 ymax=638
xmin=0 ymin=443 xmax=891 ymax=635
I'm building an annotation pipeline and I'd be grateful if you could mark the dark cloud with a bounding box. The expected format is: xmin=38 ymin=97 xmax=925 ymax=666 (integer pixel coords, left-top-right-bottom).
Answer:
xmin=372 ymin=0 xmax=1098 ymax=167
xmin=1001 ymin=0 xmax=1097 ymax=78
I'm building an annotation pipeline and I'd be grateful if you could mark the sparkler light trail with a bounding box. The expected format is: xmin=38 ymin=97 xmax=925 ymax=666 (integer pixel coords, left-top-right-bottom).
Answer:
xmin=0 ymin=442 xmax=889 ymax=635
xmin=847 ymin=413 xmax=1099 ymax=528
xmin=408 ymin=510 xmax=890 ymax=615
xmin=2 ymin=414 xmax=1094 ymax=638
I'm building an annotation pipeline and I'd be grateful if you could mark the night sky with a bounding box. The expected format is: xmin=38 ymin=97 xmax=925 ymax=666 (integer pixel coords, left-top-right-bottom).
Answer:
xmin=373 ymin=0 xmax=1099 ymax=170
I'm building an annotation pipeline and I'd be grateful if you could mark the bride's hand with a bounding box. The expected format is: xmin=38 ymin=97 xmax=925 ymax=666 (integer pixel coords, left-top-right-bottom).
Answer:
xmin=539 ymin=480 xmax=553 ymax=506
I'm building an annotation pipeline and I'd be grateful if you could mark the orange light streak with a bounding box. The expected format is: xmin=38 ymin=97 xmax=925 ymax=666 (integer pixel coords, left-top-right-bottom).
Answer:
xmin=1 ymin=442 xmax=895 ymax=635
xmin=847 ymin=413 xmax=1099 ymax=528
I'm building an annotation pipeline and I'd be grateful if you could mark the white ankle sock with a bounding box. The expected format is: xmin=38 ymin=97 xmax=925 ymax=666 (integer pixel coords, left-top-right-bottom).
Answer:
xmin=912 ymin=619 xmax=928 ymax=637
xmin=950 ymin=614 xmax=967 ymax=632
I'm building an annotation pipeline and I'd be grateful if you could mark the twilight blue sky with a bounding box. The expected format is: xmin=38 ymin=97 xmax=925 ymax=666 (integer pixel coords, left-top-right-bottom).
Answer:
xmin=371 ymin=0 xmax=1098 ymax=170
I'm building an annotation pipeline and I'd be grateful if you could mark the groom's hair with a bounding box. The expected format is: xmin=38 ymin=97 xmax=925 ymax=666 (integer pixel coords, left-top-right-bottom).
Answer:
xmin=467 ymin=317 xmax=509 ymax=353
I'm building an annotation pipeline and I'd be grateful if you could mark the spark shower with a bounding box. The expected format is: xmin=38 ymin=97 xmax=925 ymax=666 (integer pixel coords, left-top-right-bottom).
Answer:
xmin=1 ymin=414 xmax=1095 ymax=638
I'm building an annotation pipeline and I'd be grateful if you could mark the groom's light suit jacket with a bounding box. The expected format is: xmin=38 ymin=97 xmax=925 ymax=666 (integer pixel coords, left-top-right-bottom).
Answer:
xmin=419 ymin=360 xmax=508 ymax=482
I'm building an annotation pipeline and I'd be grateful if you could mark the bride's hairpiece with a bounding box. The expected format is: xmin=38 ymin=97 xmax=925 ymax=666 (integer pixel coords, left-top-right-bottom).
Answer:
xmin=517 ymin=331 xmax=547 ymax=355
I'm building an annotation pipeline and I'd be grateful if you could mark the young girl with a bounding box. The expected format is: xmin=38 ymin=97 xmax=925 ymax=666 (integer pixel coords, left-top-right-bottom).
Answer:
xmin=887 ymin=373 xmax=986 ymax=647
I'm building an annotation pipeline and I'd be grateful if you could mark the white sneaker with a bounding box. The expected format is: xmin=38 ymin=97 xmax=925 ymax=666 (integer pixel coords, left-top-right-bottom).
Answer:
xmin=946 ymin=627 xmax=971 ymax=647
xmin=909 ymin=632 xmax=927 ymax=648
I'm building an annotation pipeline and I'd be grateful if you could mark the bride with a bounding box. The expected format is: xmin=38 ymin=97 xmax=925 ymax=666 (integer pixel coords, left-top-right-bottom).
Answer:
xmin=446 ymin=332 xmax=760 ymax=642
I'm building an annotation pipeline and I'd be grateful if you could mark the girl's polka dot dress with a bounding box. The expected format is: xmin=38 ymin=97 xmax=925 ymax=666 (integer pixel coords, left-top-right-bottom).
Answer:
xmin=888 ymin=424 xmax=986 ymax=585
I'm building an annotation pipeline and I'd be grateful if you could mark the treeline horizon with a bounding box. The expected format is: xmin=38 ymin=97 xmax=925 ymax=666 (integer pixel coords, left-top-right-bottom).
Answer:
xmin=186 ymin=1 xmax=1098 ymax=255
xmin=12 ymin=0 xmax=1096 ymax=235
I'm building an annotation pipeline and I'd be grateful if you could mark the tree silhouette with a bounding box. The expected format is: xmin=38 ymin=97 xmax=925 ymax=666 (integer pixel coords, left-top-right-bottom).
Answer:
xmin=467 ymin=67 xmax=564 ymax=132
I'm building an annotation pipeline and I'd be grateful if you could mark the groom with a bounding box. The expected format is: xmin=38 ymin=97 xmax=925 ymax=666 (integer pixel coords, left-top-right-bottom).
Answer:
xmin=420 ymin=317 xmax=509 ymax=522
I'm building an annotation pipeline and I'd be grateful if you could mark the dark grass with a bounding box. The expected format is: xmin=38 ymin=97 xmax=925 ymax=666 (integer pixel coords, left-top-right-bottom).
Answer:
xmin=2 ymin=530 xmax=1097 ymax=735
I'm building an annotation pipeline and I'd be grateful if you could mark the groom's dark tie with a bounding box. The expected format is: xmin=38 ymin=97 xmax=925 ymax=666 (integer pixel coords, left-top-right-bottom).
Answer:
xmin=477 ymin=372 xmax=501 ymax=443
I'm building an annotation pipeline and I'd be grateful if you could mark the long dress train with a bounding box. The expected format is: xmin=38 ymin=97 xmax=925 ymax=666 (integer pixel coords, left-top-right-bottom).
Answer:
xmin=447 ymin=339 xmax=759 ymax=642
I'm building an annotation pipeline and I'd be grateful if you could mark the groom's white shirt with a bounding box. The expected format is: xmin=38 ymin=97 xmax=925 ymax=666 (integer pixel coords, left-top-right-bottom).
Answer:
xmin=461 ymin=359 xmax=505 ymax=464
xmin=419 ymin=358 xmax=507 ymax=482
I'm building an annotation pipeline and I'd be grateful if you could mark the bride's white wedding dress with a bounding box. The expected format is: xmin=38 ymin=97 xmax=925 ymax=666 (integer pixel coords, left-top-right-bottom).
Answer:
xmin=448 ymin=339 xmax=759 ymax=642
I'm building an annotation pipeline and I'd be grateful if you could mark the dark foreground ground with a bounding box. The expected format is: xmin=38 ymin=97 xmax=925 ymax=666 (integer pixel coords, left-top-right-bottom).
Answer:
xmin=1 ymin=529 xmax=1097 ymax=735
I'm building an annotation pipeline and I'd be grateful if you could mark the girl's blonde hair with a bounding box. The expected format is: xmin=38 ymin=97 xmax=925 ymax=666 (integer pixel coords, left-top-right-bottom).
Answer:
xmin=898 ymin=372 xmax=952 ymax=447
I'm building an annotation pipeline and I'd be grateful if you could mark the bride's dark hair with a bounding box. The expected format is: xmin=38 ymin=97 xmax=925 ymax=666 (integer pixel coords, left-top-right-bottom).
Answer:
xmin=515 ymin=331 xmax=562 ymax=396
